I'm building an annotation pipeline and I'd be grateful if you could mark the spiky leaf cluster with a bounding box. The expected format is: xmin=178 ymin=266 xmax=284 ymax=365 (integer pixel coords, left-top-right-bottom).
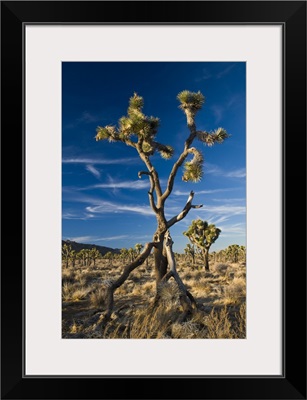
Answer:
xmin=183 ymin=219 xmax=221 ymax=249
xmin=196 ymin=128 xmax=229 ymax=147
xmin=95 ymin=92 xmax=173 ymax=160
xmin=182 ymin=148 xmax=204 ymax=182
xmin=177 ymin=90 xmax=205 ymax=115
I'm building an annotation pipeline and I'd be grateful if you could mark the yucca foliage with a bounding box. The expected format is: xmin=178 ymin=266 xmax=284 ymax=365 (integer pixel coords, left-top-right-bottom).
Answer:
xmin=96 ymin=92 xmax=174 ymax=160
xmin=96 ymin=91 xmax=229 ymax=184
xmin=183 ymin=219 xmax=221 ymax=271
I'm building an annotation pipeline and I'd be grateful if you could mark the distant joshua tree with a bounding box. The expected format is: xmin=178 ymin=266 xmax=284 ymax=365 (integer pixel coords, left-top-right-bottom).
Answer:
xmin=135 ymin=243 xmax=144 ymax=256
xmin=225 ymin=244 xmax=243 ymax=263
xmin=94 ymin=90 xmax=229 ymax=320
xmin=184 ymin=219 xmax=221 ymax=271
xmin=90 ymin=248 xmax=101 ymax=266
xmin=184 ymin=243 xmax=195 ymax=265
xmin=62 ymin=243 xmax=72 ymax=269
xmin=104 ymin=251 xmax=114 ymax=266
xmin=70 ymin=250 xmax=77 ymax=268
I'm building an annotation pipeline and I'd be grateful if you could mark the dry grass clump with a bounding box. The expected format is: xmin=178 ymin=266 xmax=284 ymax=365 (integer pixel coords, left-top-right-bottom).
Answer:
xmin=62 ymin=268 xmax=75 ymax=284
xmin=158 ymin=282 xmax=180 ymax=305
xmin=89 ymin=288 xmax=106 ymax=308
xmin=71 ymin=287 xmax=89 ymax=301
xmin=223 ymin=277 xmax=246 ymax=305
xmin=214 ymin=263 xmax=229 ymax=275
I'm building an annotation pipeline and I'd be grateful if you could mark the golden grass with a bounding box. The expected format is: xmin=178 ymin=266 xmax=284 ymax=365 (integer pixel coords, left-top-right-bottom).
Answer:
xmin=62 ymin=258 xmax=246 ymax=339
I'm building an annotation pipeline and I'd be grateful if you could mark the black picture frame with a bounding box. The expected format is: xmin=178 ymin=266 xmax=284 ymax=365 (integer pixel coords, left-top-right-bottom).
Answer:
xmin=1 ymin=1 xmax=306 ymax=399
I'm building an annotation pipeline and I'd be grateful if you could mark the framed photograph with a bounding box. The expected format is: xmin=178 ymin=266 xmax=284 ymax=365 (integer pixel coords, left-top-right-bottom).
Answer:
xmin=1 ymin=1 xmax=306 ymax=399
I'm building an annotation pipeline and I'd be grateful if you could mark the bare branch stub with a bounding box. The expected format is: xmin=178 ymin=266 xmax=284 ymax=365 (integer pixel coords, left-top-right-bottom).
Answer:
xmin=167 ymin=191 xmax=203 ymax=228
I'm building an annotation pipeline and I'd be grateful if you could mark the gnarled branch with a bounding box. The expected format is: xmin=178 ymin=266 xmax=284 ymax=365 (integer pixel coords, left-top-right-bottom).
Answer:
xmin=166 ymin=191 xmax=203 ymax=228
xmin=99 ymin=241 xmax=157 ymax=323
xmin=138 ymin=170 xmax=158 ymax=213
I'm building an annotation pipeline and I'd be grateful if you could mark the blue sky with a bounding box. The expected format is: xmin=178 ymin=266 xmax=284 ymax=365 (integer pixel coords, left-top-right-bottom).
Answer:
xmin=62 ymin=62 xmax=246 ymax=253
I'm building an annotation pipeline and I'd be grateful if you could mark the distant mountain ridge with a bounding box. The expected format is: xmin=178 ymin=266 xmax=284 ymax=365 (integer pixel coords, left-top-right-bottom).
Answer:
xmin=62 ymin=240 xmax=120 ymax=256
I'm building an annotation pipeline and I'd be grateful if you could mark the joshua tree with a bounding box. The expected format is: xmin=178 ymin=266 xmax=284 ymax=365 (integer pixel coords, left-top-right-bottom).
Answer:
xmin=183 ymin=219 xmax=221 ymax=271
xmin=128 ymin=247 xmax=137 ymax=263
xmin=239 ymin=245 xmax=246 ymax=263
xmin=62 ymin=243 xmax=72 ymax=269
xmin=120 ymin=248 xmax=129 ymax=263
xmin=90 ymin=248 xmax=101 ymax=266
xmin=135 ymin=243 xmax=144 ymax=256
xmin=184 ymin=243 xmax=195 ymax=265
xmin=94 ymin=90 xmax=228 ymax=319
xmin=77 ymin=249 xmax=87 ymax=267
xmin=104 ymin=251 xmax=113 ymax=266
xmin=70 ymin=250 xmax=77 ymax=268
xmin=226 ymin=244 xmax=240 ymax=263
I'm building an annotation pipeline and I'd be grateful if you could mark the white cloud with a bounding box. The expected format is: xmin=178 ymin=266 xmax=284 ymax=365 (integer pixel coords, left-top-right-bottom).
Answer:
xmin=62 ymin=211 xmax=96 ymax=220
xmin=62 ymin=157 xmax=139 ymax=165
xmin=66 ymin=235 xmax=94 ymax=243
xmin=216 ymin=63 xmax=236 ymax=79
xmin=86 ymin=201 xmax=154 ymax=216
xmin=91 ymin=180 xmax=149 ymax=190
xmin=195 ymin=67 xmax=212 ymax=82
xmin=85 ymin=164 xmax=101 ymax=179
xmin=225 ymin=169 xmax=246 ymax=178
xmin=173 ymin=188 xmax=236 ymax=196
xmin=94 ymin=235 xmax=129 ymax=242
xmin=218 ymin=223 xmax=246 ymax=236
xmin=201 ymin=204 xmax=245 ymax=215
xmin=205 ymin=163 xmax=246 ymax=179
xmin=211 ymin=105 xmax=224 ymax=124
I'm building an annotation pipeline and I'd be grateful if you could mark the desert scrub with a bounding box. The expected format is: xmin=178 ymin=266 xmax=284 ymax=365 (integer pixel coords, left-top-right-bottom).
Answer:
xmin=89 ymin=288 xmax=106 ymax=308
xmin=62 ymin=268 xmax=75 ymax=284
xmin=223 ymin=277 xmax=246 ymax=305
xmin=71 ymin=286 xmax=89 ymax=301
xmin=62 ymin=281 xmax=74 ymax=301
xmin=158 ymin=282 xmax=180 ymax=306
xmin=204 ymin=307 xmax=234 ymax=338
xmin=214 ymin=263 xmax=229 ymax=276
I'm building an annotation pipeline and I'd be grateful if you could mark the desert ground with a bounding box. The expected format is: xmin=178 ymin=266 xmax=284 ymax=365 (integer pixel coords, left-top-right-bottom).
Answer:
xmin=62 ymin=254 xmax=246 ymax=339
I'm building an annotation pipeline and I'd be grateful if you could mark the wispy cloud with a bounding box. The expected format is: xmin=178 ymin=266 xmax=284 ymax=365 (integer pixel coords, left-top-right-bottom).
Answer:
xmin=62 ymin=212 xmax=95 ymax=220
xmin=205 ymin=163 xmax=246 ymax=179
xmin=62 ymin=157 xmax=139 ymax=165
xmin=79 ymin=111 xmax=100 ymax=123
xmin=86 ymin=201 xmax=154 ymax=216
xmin=211 ymin=105 xmax=224 ymax=124
xmin=225 ymin=169 xmax=246 ymax=178
xmin=213 ymin=197 xmax=245 ymax=203
xmin=201 ymin=204 xmax=245 ymax=216
xmin=216 ymin=63 xmax=236 ymax=79
xmin=64 ymin=111 xmax=101 ymax=129
xmin=195 ymin=67 xmax=212 ymax=82
xmin=85 ymin=164 xmax=101 ymax=179
xmin=94 ymin=235 xmax=129 ymax=242
xmin=173 ymin=188 xmax=236 ymax=196
xmin=218 ymin=223 xmax=246 ymax=237
xmin=91 ymin=180 xmax=149 ymax=190
xmin=66 ymin=235 xmax=94 ymax=243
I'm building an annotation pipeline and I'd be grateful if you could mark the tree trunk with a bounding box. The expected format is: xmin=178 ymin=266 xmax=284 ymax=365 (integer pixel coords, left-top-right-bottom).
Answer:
xmin=203 ymin=248 xmax=209 ymax=271
xmin=153 ymin=230 xmax=168 ymax=284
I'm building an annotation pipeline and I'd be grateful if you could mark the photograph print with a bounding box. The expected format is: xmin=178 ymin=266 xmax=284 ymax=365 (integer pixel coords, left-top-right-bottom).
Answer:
xmin=62 ymin=62 xmax=246 ymax=339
